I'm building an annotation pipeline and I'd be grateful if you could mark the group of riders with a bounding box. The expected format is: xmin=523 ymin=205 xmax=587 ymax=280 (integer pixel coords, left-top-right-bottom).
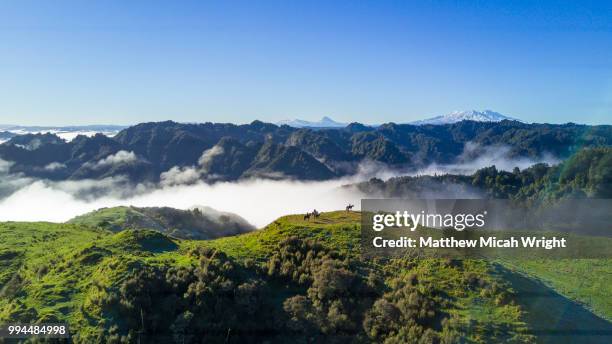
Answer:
xmin=303 ymin=209 xmax=320 ymax=221
xmin=303 ymin=204 xmax=354 ymax=221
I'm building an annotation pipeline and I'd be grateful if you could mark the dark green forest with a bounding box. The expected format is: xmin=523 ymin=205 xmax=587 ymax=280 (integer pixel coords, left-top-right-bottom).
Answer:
xmin=356 ymin=147 xmax=612 ymax=201
xmin=1 ymin=120 xmax=610 ymax=183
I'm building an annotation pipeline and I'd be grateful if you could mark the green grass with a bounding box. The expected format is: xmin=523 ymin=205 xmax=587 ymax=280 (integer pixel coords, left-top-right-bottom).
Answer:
xmin=67 ymin=206 xmax=142 ymax=232
xmin=203 ymin=211 xmax=362 ymax=259
xmin=0 ymin=211 xmax=609 ymax=342
xmin=500 ymin=258 xmax=612 ymax=321
xmin=0 ymin=222 xmax=108 ymax=323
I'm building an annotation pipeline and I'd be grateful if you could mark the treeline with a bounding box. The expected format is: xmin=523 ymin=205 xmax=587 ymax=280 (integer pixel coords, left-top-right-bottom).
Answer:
xmin=356 ymin=147 xmax=611 ymax=201
xmin=79 ymin=237 xmax=524 ymax=343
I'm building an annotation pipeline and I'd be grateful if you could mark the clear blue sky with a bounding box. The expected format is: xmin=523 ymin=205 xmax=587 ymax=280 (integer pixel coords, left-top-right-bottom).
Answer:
xmin=0 ymin=0 xmax=610 ymax=125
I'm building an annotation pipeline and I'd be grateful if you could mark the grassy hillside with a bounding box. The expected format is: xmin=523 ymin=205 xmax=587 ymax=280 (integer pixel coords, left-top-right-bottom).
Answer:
xmin=501 ymin=259 xmax=612 ymax=321
xmin=0 ymin=211 xmax=610 ymax=343
xmin=68 ymin=206 xmax=254 ymax=240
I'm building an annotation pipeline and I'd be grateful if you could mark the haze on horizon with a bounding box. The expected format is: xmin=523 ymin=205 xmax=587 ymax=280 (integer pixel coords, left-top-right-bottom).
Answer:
xmin=0 ymin=1 xmax=611 ymax=126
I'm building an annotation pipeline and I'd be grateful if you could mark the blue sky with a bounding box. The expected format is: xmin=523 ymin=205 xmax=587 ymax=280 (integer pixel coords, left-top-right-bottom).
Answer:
xmin=0 ymin=0 xmax=610 ymax=125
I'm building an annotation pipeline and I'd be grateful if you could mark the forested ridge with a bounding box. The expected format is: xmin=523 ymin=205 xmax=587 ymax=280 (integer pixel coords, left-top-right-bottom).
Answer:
xmin=1 ymin=120 xmax=609 ymax=183
xmin=356 ymin=147 xmax=612 ymax=201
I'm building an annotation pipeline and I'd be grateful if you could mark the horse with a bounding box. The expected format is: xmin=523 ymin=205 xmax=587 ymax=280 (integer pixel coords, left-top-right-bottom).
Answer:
xmin=346 ymin=204 xmax=354 ymax=212
xmin=312 ymin=209 xmax=321 ymax=218
xmin=304 ymin=212 xmax=311 ymax=221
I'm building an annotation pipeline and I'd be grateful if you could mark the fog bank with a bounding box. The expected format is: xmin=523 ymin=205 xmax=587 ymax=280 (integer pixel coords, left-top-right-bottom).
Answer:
xmin=0 ymin=177 xmax=362 ymax=227
xmin=0 ymin=144 xmax=560 ymax=227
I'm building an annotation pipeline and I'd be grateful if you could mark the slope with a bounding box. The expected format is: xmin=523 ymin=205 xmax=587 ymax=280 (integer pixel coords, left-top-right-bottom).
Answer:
xmin=0 ymin=211 xmax=610 ymax=343
xmin=68 ymin=206 xmax=255 ymax=240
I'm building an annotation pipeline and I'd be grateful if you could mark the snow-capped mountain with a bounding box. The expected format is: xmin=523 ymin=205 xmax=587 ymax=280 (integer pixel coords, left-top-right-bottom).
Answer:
xmin=411 ymin=110 xmax=521 ymax=125
xmin=0 ymin=124 xmax=127 ymax=143
xmin=277 ymin=116 xmax=348 ymax=128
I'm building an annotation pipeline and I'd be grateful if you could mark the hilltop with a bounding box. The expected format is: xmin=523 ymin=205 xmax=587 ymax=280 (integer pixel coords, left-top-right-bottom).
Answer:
xmin=68 ymin=206 xmax=255 ymax=240
xmin=0 ymin=211 xmax=610 ymax=343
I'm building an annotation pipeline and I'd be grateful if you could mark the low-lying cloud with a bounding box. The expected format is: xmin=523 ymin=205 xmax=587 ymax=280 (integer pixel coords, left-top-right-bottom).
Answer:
xmin=44 ymin=162 xmax=67 ymax=171
xmin=160 ymin=166 xmax=201 ymax=186
xmin=0 ymin=177 xmax=359 ymax=227
xmin=160 ymin=146 xmax=224 ymax=186
xmin=0 ymin=144 xmax=560 ymax=228
xmin=83 ymin=150 xmax=139 ymax=170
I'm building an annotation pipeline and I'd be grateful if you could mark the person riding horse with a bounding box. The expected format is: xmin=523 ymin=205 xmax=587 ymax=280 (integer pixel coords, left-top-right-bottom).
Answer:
xmin=304 ymin=209 xmax=322 ymax=221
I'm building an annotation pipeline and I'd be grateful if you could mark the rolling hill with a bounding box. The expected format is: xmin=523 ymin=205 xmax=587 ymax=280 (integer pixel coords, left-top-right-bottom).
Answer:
xmin=68 ymin=206 xmax=255 ymax=240
xmin=0 ymin=211 xmax=610 ymax=343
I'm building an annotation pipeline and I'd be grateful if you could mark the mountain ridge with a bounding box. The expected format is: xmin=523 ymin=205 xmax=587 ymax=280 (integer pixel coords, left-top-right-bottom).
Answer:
xmin=411 ymin=110 xmax=522 ymax=125
xmin=275 ymin=110 xmax=521 ymax=128
xmin=276 ymin=116 xmax=348 ymax=128
xmin=0 ymin=119 xmax=610 ymax=184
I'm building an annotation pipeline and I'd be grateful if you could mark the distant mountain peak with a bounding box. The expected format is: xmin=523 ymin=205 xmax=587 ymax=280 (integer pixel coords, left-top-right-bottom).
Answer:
xmin=411 ymin=110 xmax=522 ymax=125
xmin=277 ymin=116 xmax=347 ymax=128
